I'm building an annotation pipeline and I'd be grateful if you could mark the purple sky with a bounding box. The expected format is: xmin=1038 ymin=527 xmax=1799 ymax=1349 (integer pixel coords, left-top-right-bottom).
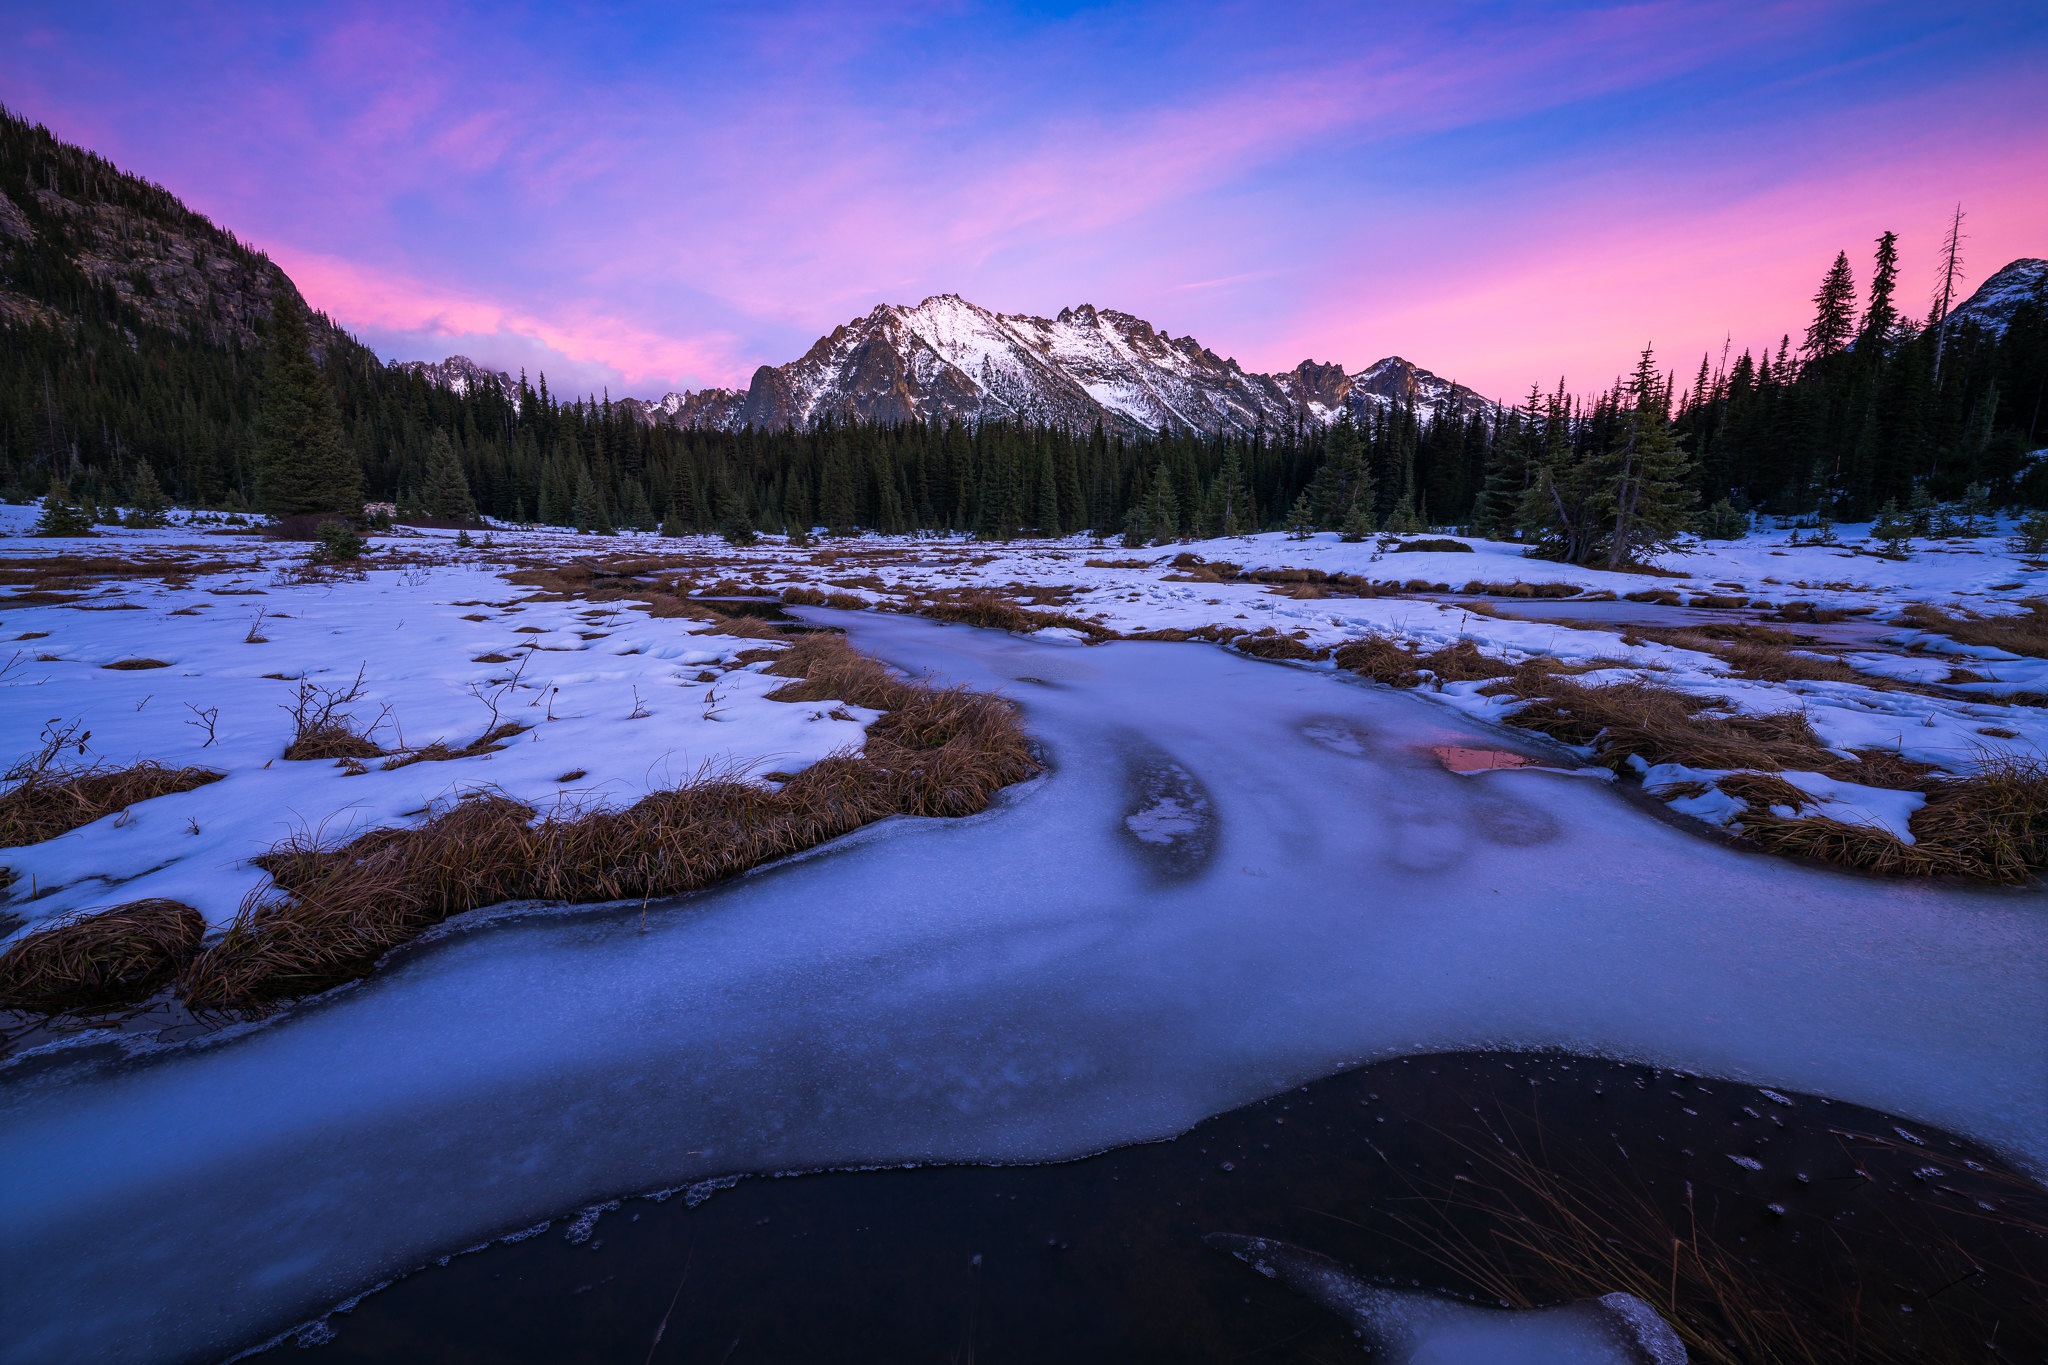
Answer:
xmin=5 ymin=2 xmax=2044 ymax=402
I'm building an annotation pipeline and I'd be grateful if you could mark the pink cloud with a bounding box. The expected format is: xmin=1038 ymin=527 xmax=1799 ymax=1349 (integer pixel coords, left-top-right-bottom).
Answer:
xmin=274 ymin=248 xmax=748 ymax=393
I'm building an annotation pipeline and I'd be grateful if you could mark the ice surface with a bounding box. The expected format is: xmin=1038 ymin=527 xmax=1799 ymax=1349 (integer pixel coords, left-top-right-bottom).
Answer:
xmin=1209 ymin=1233 xmax=1687 ymax=1364
xmin=0 ymin=611 xmax=2044 ymax=1363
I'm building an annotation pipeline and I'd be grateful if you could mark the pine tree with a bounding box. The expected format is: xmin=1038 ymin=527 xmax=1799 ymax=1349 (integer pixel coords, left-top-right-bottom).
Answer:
xmin=571 ymin=467 xmax=609 ymax=534
xmin=122 ymin=462 xmax=169 ymax=528
xmin=1303 ymin=413 xmax=1371 ymax=530
xmin=252 ymin=294 xmax=359 ymax=515
xmin=1284 ymin=491 xmax=1315 ymax=540
xmin=419 ymin=431 xmax=477 ymax=522
xmin=1144 ymin=462 xmax=1179 ymax=544
xmin=1035 ymin=451 xmax=1062 ymax=536
xmin=1207 ymin=446 xmax=1252 ymax=536
xmin=1606 ymin=347 xmax=1694 ymax=567
xmin=1801 ymin=252 xmax=1857 ymax=368
xmin=1859 ymin=230 xmax=1900 ymax=351
xmin=35 ymin=480 xmax=94 ymax=536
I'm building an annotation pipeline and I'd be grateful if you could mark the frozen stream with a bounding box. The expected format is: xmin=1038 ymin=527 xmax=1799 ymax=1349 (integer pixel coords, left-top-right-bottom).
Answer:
xmin=2 ymin=610 xmax=2044 ymax=1363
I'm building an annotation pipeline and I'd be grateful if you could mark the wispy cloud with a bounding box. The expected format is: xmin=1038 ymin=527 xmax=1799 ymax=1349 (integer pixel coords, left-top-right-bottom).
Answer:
xmin=3 ymin=1 xmax=2040 ymax=397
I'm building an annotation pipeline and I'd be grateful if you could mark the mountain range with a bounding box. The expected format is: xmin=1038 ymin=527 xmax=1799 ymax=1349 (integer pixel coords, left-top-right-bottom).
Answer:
xmin=402 ymin=294 xmax=1499 ymax=438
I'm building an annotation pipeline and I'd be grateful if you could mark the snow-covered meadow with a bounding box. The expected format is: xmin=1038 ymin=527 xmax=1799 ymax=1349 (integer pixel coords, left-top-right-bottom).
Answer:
xmin=0 ymin=506 xmax=876 ymax=936
xmin=5 ymin=501 xmax=2048 ymax=945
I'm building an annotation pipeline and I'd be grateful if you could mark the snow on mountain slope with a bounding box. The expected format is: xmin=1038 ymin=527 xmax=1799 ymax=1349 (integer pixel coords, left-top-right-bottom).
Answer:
xmin=1948 ymin=258 xmax=2048 ymax=335
xmin=394 ymin=355 xmax=520 ymax=403
xmin=397 ymin=295 xmax=1501 ymax=436
xmin=622 ymin=296 xmax=1498 ymax=437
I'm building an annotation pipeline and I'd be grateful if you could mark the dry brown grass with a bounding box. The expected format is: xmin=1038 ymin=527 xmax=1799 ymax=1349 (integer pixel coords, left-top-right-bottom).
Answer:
xmin=0 ymin=763 xmax=225 ymax=845
xmin=1 ymin=723 xmax=224 ymax=847
xmin=1500 ymin=674 xmax=1837 ymax=773
xmin=902 ymin=588 xmax=1116 ymax=640
xmin=780 ymin=586 xmax=871 ymax=611
xmin=1623 ymin=624 xmax=1868 ymax=685
xmin=1767 ymin=600 xmax=1854 ymax=624
xmin=1461 ymin=580 xmax=1581 ymax=598
xmin=1900 ymin=600 xmax=2048 ymax=658
xmin=1228 ymin=630 xmax=1329 ymax=662
xmin=1380 ymin=1121 xmax=2041 ymax=1365
xmin=179 ymin=635 xmax=1038 ymax=1009
xmin=101 ymin=658 xmax=171 ymax=670
xmin=0 ymin=899 xmax=204 ymax=1012
xmin=378 ymin=722 xmax=531 ymax=771
xmin=1334 ymin=636 xmax=1522 ymax=688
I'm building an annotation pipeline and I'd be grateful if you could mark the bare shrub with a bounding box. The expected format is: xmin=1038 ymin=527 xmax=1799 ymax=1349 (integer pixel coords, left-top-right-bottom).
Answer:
xmin=280 ymin=665 xmax=388 ymax=761
xmin=0 ymin=900 xmax=205 ymax=1012
xmin=180 ymin=637 xmax=1038 ymax=1009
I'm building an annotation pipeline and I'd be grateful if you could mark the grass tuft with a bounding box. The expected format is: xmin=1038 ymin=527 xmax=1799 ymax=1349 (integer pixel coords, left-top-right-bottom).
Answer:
xmin=1 ymin=726 xmax=223 ymax=847
xmin=0 ymin=899 xmax=205 ymax=1012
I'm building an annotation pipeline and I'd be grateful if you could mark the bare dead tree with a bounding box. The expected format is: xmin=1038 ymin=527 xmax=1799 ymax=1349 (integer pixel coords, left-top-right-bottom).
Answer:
xmin=1931 ymin=203 xmax=1967 ymax=390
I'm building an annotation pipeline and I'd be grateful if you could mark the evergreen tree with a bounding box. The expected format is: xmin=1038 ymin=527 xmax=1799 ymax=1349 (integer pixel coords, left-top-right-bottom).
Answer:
xmin=1284 ymin=491 xmax=1315 ymax=540
xmin=1142 ymin=461 xmax=1179 ymax=544
xmin=1302 ymin=413 xmax=1371 ymax=530
xmin=1206 ymin=446 xmax=1252 ymax=536
xmin=1801 ymin=252 xmax=1857 ymax=369
xmin=571 ymin=466 xmax=609 ymax=534
xmin=35 ymin=480 xmax=94 ymax=536
xmin=122 ymin=462 xmax=169 ymax=528
xmin=1472 ymin=388 xmax=1542 ymax=535
xmin=419 ymin=431 xmax=477 ymax=522
xmin=252 ymin=294 xmax=359 ymax=515
xmin=1034 ymin=451 xmax=1062 ymax=536
xmin=1606 ymin=347 xmax=1694 ymax=567
xmin=1859 ymin=231 xmax=1901 ymax=350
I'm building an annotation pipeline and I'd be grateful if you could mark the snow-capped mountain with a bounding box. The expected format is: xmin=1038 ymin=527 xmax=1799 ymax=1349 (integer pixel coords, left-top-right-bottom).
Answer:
xmin=393 ymin=355 xmax=521 ymax=403
xmin=652 ymin=295 xmax=1495 ymax=437
xmin=402 ymin=295 xmax=1495 ymax=436
xmin=1948 ymin=259 xmax=2048 ymax=335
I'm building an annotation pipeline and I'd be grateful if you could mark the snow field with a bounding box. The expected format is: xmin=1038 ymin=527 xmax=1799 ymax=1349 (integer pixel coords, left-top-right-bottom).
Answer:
xmin=0 ymin=508 xmax=874 ymax=936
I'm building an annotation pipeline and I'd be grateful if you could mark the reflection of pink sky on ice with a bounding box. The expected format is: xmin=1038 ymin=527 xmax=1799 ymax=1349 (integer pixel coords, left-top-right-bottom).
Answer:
xmin=3 ymin=5 xmax=2043 ymax=399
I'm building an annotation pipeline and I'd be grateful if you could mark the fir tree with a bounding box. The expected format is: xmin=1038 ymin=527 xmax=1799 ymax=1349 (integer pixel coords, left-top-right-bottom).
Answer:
xmin=1284 ymin=491 xmax=1315 ymax=540
xmin=1206 ymin=446 xmax=1252 ymax=537
xmin=571 ymin=467 xmax=610 ymax=534
xmin=35 ymin=480 xmax=94 ymax=536
xmin=1035 ymin=452 xmax=1062 ymax=536
xmin=419 ymin=431 xmax=477 ymax=522
xmin=122 ymin=462 xmax=169 ymax=528
xmin=1142 ymin=462 xmax=1179 ymax=544
xmin=1859 ymin=231 xmax=1900 ymax=351
xmin=1801 ymin=252 xmax=1857 ymax=368
xmin=1605 ymin=347 xmax=1694 ymax=567
xmin=252 ymin=294 xmax=359 ymax=515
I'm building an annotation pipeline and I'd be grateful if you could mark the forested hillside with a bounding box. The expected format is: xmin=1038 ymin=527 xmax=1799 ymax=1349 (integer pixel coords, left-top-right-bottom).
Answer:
xmin=2 ymin=104 xmax=2044 ymax=552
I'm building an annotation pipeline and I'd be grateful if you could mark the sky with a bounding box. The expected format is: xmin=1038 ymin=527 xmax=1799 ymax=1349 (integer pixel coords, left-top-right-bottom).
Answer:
xmin=4 ymin=1 xmax=2044 ymax=404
